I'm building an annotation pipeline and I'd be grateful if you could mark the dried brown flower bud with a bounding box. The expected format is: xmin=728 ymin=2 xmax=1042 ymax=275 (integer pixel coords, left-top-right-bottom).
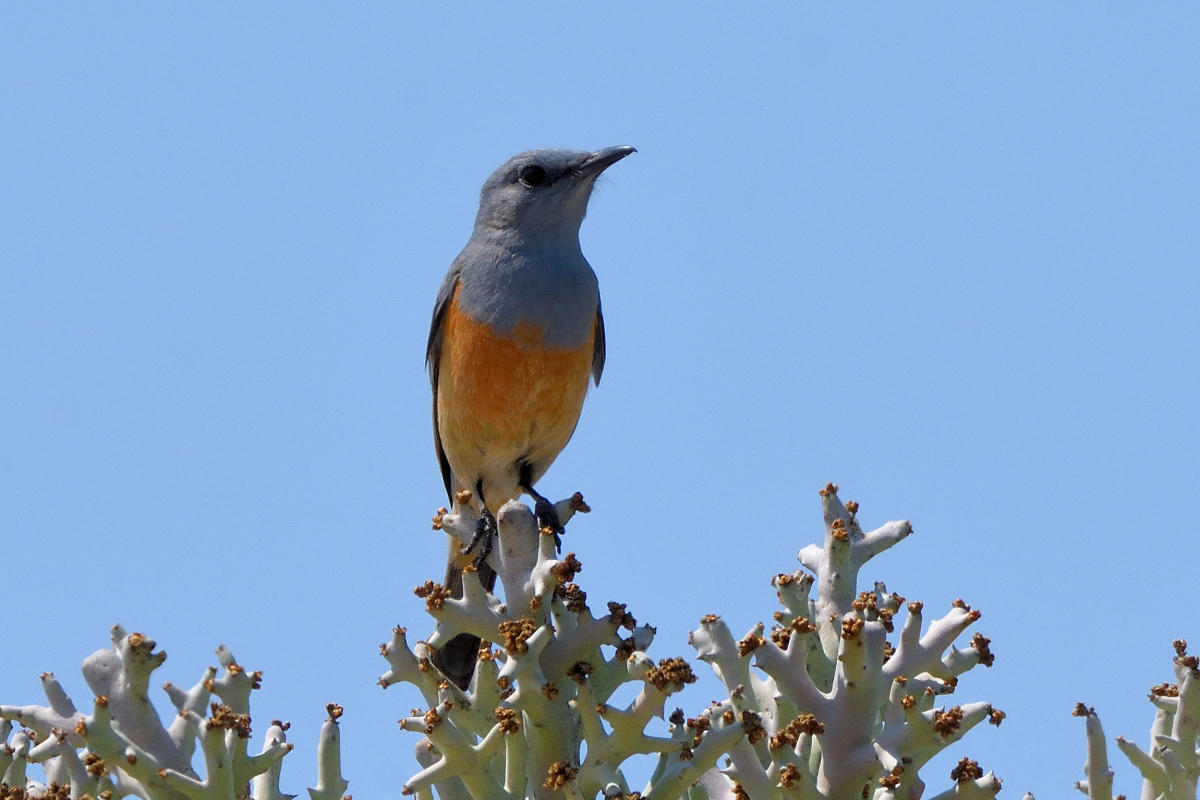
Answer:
xmin=971 ymin=632 xmax=995 ymax=667
xmin=494 ymin=708 xmax=519 ymax=734
xmin=646 ymin=657 xmax=697 ymax=690
xmin=779 ymin=764 xmax=801 ymax=788
xmin=740 ymin=710 xmax=765 ymax=744
xmin=934 ymin=706 xmax=965 ymax=737
xmin=497 ymin=617 xmax=538 ymax=654
xmin=566 ymin=662 xmax=593 ymax=684
xmin=543 ymin=762 xmax=578 ymax=790
xmin=950 ymin=757 xmax=982 ymax=783
xmin=551 ymin=553 xmax=583 ymax=583
xmin=413 ymin=581 xmax=451 ymax=611
xmin=737 ymin=632 xmax=765 ymax=657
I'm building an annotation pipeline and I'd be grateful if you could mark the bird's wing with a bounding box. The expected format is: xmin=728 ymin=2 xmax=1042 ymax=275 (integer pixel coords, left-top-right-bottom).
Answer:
xmin=428 ymin=270 xmax=460 ymax=502
xmin=592 ymin=301 xmax=606 ymax=386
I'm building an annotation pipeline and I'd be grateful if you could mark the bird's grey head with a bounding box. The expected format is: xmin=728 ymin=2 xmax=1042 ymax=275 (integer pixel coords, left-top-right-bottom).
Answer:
xmin=472 ymin=146 xmax=636 ymax=247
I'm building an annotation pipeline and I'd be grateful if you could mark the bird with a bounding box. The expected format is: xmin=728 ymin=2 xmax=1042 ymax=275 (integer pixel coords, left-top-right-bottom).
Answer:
xmin=426 ymin=145 xmax=636 ymax=689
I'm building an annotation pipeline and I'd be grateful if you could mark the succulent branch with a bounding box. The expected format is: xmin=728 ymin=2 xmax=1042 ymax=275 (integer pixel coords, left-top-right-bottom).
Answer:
xmin=382 ymin=484 xmax=1000 ymax=800
xmin=392 ymin=496 xmax=717 ymax=800
xmin=4 ymin=482 xmax=1000 ymax=800
xmin=1075 ymin=639 xmax=1200 ymax=800
xmin=682 ymin=485 xmax=1000 ymax=800
xmin=1 ymin=631 xmax=336 ymax=800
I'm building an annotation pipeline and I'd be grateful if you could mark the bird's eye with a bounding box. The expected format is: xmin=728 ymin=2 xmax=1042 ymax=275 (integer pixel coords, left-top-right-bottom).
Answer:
xmin=519 ymin=165 xmax=548 ymax=188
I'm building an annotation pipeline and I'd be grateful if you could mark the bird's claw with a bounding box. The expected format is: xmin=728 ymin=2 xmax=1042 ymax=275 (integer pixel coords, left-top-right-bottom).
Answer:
xmin=462 ymin=509 xmax=498 ymax=569
xmin=534 ymin=497 xmax=564 ymax=553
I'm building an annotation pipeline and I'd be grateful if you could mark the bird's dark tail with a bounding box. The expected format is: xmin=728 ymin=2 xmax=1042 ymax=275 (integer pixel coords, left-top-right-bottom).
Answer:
xmin=433 ymin=558 xmax=498 ymax=690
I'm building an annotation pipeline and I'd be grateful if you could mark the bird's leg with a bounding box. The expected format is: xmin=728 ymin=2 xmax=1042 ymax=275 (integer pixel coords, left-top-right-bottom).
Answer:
xmin=461 ymin=482 xmax=498 ymax=570
xmin=521 ymin=481 xmax=563 ymax=553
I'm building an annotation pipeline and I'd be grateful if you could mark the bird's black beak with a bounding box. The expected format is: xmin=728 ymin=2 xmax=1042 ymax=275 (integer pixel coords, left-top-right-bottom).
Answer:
xmin=575 ymin=145 xmax=637 ymax=179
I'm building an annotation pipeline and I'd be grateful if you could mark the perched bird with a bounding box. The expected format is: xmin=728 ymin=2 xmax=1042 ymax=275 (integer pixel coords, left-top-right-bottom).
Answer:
xmin=426 ymin=146 xmax=636 ymax=688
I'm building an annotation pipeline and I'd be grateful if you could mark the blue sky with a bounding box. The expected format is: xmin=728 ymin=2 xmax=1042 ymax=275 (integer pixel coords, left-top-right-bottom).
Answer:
xmin=2 ymin=4 xmax=1198 ymax=797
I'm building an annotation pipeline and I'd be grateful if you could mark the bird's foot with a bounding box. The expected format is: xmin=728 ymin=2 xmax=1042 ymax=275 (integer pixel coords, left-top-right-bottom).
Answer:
xmin=462 ymin=508 xmax=498 ymax=569
xmin=534 ymin=497 xmax=564 ymax=553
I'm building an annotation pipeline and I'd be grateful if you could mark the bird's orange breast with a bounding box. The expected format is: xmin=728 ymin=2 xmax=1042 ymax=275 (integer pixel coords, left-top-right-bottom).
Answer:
xmin=437 ymin=289 xmax=594 ymax=502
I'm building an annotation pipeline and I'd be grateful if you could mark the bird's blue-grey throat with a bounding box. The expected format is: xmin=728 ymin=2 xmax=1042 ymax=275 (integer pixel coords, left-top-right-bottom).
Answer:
xmin=446 ymin=146 xmax=637 ymax=350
